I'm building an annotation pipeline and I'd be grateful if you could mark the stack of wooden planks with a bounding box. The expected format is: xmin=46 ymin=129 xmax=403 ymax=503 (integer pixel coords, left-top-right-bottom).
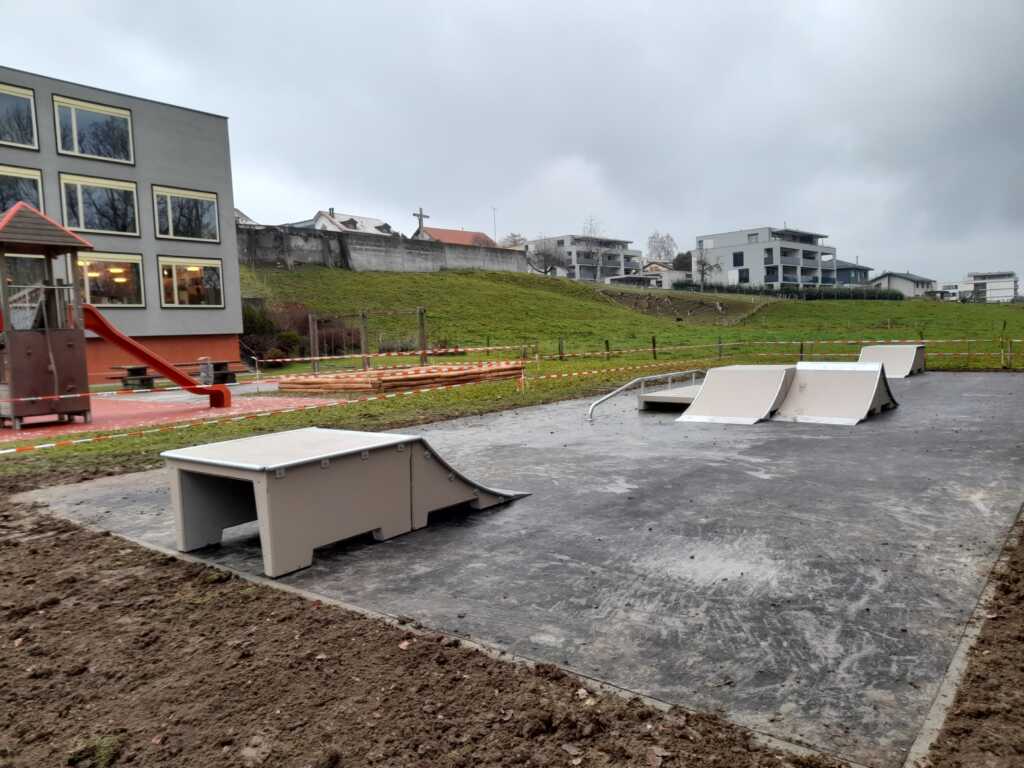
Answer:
xmin=278 ymin=361 xmax=525 ymax=394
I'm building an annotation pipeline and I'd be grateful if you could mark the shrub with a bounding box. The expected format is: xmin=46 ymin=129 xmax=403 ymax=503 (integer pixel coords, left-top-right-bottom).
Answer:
xmin=670 ymin=280 xmax=903 ymax=301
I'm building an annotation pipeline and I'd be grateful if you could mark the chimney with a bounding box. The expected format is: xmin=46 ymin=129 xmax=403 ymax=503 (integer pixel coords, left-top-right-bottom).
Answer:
xmin=329 ymin=207 xmax=335 ymax=217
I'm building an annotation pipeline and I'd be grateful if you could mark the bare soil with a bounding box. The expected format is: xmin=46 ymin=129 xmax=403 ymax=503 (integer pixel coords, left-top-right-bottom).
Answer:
xmin=0 ymin=501 xmax=842 ymax=768
xmin=926 ymin=516 xmax=1024 ymax=767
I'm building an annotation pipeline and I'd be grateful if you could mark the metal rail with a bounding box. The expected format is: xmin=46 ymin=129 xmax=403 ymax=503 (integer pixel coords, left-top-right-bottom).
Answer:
xmin=586 ymin=368 xmax=705 ymax=421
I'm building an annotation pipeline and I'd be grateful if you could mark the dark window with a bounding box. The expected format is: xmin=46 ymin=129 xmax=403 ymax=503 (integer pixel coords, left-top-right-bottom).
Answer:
xmin=556 ymin=239 xmax=564 ymax=246
xmin=0 ymin=85 xmax=36 ymax=148
xmin=732 ymin=251 xmax=744 ymax=267
xmin=747 ymin=232 xmax=759 ymax=243
xmin=738 ymin=268 xmax=750 ymax=284
xmin=153 ymin=187 xmax=219 ymax=241
xmin=763 ymin=247 xmax=774 ymax=265
xmin=54 ymin=97 xmax=133 ymax=162
xmin=61 ymin=176 xmax=138 ymax=235
xmin=0 ymin=167 xmax=41 ymax=213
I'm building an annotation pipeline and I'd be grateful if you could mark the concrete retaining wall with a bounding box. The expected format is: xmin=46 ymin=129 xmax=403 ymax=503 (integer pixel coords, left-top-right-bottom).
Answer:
xmin=237 ymin=225 xmax=527 ymax=273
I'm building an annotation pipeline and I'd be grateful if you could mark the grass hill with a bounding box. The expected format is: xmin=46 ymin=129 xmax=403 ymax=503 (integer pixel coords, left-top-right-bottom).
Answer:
xmin=241 ymin=266 xmax=1024 ymax=354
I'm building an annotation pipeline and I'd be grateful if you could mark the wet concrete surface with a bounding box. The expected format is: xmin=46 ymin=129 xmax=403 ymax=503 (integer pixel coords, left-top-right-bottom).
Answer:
xmin=21 ymin=372 xmax=1024 ymax=767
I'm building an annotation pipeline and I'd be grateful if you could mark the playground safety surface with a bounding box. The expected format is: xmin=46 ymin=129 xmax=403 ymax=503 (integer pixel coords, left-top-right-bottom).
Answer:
xmin=18 ymin=372 xmax=1024 ymax=767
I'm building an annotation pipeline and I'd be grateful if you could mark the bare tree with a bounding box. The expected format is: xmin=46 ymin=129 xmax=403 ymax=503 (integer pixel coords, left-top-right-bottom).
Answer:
xmin=526 ymin=242 xmax=567 ymax=276
xmin=646 ymin=231 xmax=677 ymax=264
xmin=693 ymin=245 xmax=721 ymax=291
xmin=500 ymin=232 xmax=527 ymax=248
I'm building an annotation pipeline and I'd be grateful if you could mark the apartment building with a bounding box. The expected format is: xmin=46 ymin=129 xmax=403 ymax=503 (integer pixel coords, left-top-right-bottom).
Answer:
xmin=524 ymin=235 xmax=641 ymax=281
xmin=957 ymin=271 xmax=1018 ymax=303
xmin=693 ymin=227 xmax=836 ymax=289
xmin=0 ymin=66 xmax=240 ymax=379
xmin=821 ymin=258 xmax=872 ymax=285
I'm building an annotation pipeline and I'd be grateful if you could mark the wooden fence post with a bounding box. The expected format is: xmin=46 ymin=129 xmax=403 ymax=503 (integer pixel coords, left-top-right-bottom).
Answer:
xmin=604 ymin=339 xmax=610 ymax=361
xmin=558 ymin=337 xmax=565 ymax=361
xmin=359 ymin=310 xmax=371 ymax=370
xmin=417 ymin=307 xmax=428 ymax=365
xmin=651 ymin=335 xmax=657 ymax=360
xmin=308 ymin=313 xmax=320 ymax=374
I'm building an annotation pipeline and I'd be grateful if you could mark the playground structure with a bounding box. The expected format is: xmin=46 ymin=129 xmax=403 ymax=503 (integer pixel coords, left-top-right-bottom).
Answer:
xmin=858 ymin=343 xmax=926 ymax=378
xmin=0 ymin=204 xmax=229 ymax=429
xmin=162 ymin=427 xmax=528 ymax=577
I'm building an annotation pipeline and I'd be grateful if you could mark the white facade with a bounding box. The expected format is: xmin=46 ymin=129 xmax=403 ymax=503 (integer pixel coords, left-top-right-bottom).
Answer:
xmin=867 ymin=272 xmax=936 ymax=297
xmin=957 ymin=272 xmax=1018 ymax=303
xmin=693 ymin=227 xmax=837 ymax=289
xmin=525 ymin=235 xmax=642 ymax=282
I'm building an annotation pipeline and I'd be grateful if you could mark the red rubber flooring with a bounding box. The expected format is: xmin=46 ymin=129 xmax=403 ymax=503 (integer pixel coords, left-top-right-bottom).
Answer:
xmin=0 ymin=395 xmax=333 ymax=443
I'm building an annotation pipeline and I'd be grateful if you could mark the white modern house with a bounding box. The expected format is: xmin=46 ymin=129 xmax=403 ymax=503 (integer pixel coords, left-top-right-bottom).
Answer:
xmin=524 ymin=234 xmax=642 ymax=282
xmin=867 ymin=271 xmax=936 ymax=297
xmin=693 ymin=227 xmax=837 ymax=289
xmin=957 ymin=272 xmax=1018 ymax=303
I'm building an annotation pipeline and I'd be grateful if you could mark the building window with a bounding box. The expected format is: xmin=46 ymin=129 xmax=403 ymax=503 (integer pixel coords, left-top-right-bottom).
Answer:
xmin=0 ymin=165 xmax=42 ymax=213
xmin=763 ymin=247 xmax=774 ymax=265
xmin=738 ymin=268 xmax=750 ymax=284
xmin=747 ymin=232 xmax=759 ymax=243
xmin=696 ymin=239 xmax=703 ymax=248
xmin=75 ymin=253 xmax=144 ymax=307
xmin=732 ymin=251 xmax=744 ymax=267
xmin=60 ymin=174 xmax=138 ymax=235
xmin=556 ymin=239 xmax=564 ymax=246
xmin=0 ymin=83 xmax=37 ymax=149
xmin=159 ymin=257 xmax=224 ymax=308
xmin=152 ymin=186 xmax=220 ymax=241
xmin=53 ymin=96 xmax=133 ymax=163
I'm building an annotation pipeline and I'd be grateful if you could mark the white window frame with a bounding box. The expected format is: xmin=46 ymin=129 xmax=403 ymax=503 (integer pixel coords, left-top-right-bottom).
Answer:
xmin=158 ymin=256 xmax=225 ymax=309
xmin=74 ymin=252 xmax=146 ymax=308
xmin=59 ymin=173 xmax=139 ymax=236
xmin=0 ymin=83 xmax=38 ymax=150
xmin=0 ymin=164 xmax=44 ymax=212
xmin=53 ymin=95 xmax=134 ymax=164
xmin=152 ymin=186 xmax=221 ymax=242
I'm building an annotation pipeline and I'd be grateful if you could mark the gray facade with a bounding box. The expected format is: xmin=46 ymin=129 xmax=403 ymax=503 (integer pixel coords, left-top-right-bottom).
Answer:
xmin=0 ymin=66 xmax=240 ymax=339
xmin=694 ymin=227 xmax=836 ymax=289
xmin=524 ymin=235 xmax=641 ymax=282
xmin=822 ymin=258 xmax=872 ymax=285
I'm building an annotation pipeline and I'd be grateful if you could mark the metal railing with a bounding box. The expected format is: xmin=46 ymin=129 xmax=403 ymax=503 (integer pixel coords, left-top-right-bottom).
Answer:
xmin=586 ymin=368 xmax=705 ymax=421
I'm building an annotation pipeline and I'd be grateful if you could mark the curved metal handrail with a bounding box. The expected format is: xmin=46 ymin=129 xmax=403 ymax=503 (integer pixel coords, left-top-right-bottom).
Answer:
xmin=586 ymin=368 xmax=705 ymax=421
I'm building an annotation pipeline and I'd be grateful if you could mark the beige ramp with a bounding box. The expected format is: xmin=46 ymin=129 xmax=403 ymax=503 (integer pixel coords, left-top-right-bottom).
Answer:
xmin=772 ymin=361 xmax=898 ymax=426
xmin=677 ymin=365 xmax=796 ymax=425
xmin=858 ymin=344 xmax=926 ymax=378
xmin=162 ymin=427 xmax=527 ymax=577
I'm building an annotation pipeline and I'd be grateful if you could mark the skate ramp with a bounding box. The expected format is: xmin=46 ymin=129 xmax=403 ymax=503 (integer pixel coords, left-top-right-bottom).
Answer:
xmin=639 ymin=383 xmax=703 ymax=410
xmin=677 ymin=365 xmax=795 ymax=425
xmin=858 ymin=344 xmax=926 ymax=378
xmin=162 ymin=427 xmax=528 ymax=576
xmin=773 ymin=362 xmax=898 ymax=426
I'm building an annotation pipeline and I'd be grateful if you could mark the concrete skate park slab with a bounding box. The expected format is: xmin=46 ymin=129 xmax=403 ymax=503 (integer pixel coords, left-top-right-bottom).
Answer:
xmin=19 ymin=373 xmax=1024 ymax=767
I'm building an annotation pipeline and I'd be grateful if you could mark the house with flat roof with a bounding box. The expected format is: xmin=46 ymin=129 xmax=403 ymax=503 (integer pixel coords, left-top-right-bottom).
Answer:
xmin=867 ymin=271 xmax=936 ymax=297
xmin=524 ymin=235 xmax=642 ymax=282
xmin=957 ymin=271 xmax=1018 ymax=303
xmin=693 ymin=227 xmax=836 ymax=289
xmin=0 ymin=65 xmax=240 ymax=381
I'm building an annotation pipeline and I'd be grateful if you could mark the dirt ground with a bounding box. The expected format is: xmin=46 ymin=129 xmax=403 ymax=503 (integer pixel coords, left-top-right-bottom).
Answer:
xmin=925 ymin=514 xmax=1024 ymax=767
xmin=0 ymin=501 xmax=843 ymax=768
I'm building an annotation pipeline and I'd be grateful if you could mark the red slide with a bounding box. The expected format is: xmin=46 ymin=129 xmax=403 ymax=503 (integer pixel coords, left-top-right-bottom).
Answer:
xmin=81 ymin=304 xmax=231 ymax=408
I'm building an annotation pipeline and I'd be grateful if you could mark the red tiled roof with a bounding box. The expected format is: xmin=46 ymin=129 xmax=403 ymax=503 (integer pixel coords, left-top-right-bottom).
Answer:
xmin=422 ymin=226 xmax=497 ymax=248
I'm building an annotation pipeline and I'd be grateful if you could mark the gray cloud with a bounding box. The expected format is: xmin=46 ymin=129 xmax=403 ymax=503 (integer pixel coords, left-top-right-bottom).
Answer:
xmin=5 ymin=0 xmax=1023 ymax=279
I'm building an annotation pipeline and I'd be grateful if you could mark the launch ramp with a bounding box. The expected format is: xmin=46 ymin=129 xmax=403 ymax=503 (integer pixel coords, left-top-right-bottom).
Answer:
xmin=773 ymin=362 xmax=898 ymax=426
xmin=162 ymin=427 xmax=528 ymax=577
xmin=677 ymin=364 xmax=796 ymax=425
xmin=858 ymin=344 xmax=926 ymax=378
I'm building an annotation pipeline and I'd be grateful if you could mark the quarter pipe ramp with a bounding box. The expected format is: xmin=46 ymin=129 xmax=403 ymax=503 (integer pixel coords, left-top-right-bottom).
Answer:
xmin=858 ymin=344 xmax=925 ymax=378
xmin=773 ymin=361 xmax=898 ymax=425
xmin=677 ymin=365 xmax=796 ymax=425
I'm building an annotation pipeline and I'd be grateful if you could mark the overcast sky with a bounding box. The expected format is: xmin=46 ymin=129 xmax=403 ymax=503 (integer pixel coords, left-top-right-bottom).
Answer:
xmin=6 ymin=0 xmax=1022 ymax=279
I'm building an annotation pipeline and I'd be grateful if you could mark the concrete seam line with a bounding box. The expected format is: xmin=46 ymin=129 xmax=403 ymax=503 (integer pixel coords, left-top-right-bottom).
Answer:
xmin=40 ymin=510 xmax=864 ymax=768
xmin=900 ymin=502 xmax=1024 ymax=768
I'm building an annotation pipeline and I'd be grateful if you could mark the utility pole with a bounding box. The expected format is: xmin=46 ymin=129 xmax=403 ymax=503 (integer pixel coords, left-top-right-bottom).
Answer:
xmin=491 ymin=206 xmax=497 ymax=242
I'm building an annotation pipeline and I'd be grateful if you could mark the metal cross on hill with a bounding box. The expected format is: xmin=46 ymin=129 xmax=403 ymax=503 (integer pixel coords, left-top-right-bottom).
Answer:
xmin=412 ymin=207 xmax=430 ymax=235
